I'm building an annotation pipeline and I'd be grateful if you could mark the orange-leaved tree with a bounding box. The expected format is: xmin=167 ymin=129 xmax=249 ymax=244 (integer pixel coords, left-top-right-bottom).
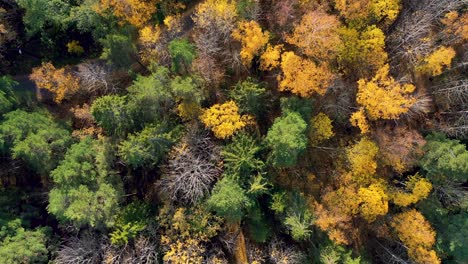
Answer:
xmin=30 ymin=62 xmax=80 ymax=103
xmin=278 ymin=51 xmax=333 ymax=97
xmin=96 ymin=0 xmax=159 ymax=28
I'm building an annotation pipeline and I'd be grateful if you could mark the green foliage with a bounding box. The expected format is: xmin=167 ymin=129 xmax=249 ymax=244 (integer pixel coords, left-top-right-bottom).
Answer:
xmin=0 ymin=76 xmax=18 ymax=115
xmin=168 ymin=39 xmax=196 ymax=74
xmin=282 ymin=192 xmax=314 ymax=241
xmin=118 ymin=123 xmax=182 ymax=168
xmin=207 ymin=177 xmax=252 ymax=223
xmin=91 ymin=95 xmax=132 ymax=137
xmin=100 ymin=34 xmax=136 ymax=68
xmin=420 ymin=133 xmax=468 ymax=183
xmin=68 ymin=0 xmax=111 ymax=39
xmin=246 ymin=204 xmax=271 ymax=243
xmin=270 ymin=191 xmax=287 ymax=214
xmin=48 ymin=138 xmax=122 ymax=228
xmin=319 ymin=243 xmax=363 ymax=264
xmin=0 ymin=110 xmax=72 ymax=174
xmin=127 ymin=67 xmax=173 ymax=125
xmin=110 ymin=202 xmax=151 ymax=246
xmin=0 ymin=219 xmax=50 ymax=264
xmin=280 ymin=96 xmax=314 ymax=121
xmin=221 ymin=133 xmax=264 ymax=181
xmin=170 ymin=75 xmax=204 ymax=104
xmin=265 ymin=111 xmax=308 ymax=167
xmin=229 ymin=78 xmax=267 ymax=117
xmin=16 ymin=0 xmax=71 ymax=37
xmin=419 ymin=195 xmax=468 ymax=263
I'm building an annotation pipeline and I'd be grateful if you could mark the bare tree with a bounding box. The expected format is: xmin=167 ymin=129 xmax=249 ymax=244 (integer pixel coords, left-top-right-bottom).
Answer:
xmin=102 ymin=237 xmax=159 ymax=264
xmin=76 ymin=61 xmax=123 ymax=95
xmin=55 ymin=233 xmax=103 ymax=264
xmin=159 ymin=127 xmax=222 ymax=205
xmin=268 ymin=238 xmax=305 ymax=264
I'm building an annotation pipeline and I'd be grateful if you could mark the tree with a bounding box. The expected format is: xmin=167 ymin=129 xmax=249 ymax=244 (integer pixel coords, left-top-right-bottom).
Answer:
xmin=30 ymin=62 xmax=80 ymax=103
xmin=334 ymin=0 xmax=401 ymax=27
xmin=391 ymin=210 xmax=440 ymax=264
xmin=279 ymin=51 xmax=333 ymax=97
xmin=110 ymin=202 xmax=151 ymax=246
xmin=349 ymin=108 xmax=369 ymax=134
xmin=91 ymin=95 xmax=133 ymax=137
xmin=48 ymin=138 xmax=122 ymax=228
xmin=309 ymin=113 xmax=334 ymax=145
xmin=229 ymin=78 xmax=267 ymax=117
xmin=232 ymin=20 xmax=269 ymax=66
xmin=207 ymin=176 xmax=252 ymax=223
xmin=346 ymin=137 xmax=379 ymax=179
xmin=95 ymin=0 xmax=158 ymax=28
xmin=355 ymin=64 xmax=416 ymax=120
xmin=0 ymin=219 xmax=50 ymax=264
xmin=160 ymin=131 xmax=222 ymax=204
xmin=337 ymin=26 xmax=388 ymax=78
xmin=200 ymin=101 xmax=252 ymax=139
xmin=417 ymin=46 xmax=456 ymax=76
xmin=0 ymin=110 xmax=72 ymax=175
xmin=0 ymin=76 xmax=18 ymax=115
xmin=357 ymin=183 xmax=388 ymax=222
xmin=221 ymin=133 xmax=264 ymax=180
xmin=168 ymin=39 xmax=197 ymax=74
xmin=100 ymin=34 xmax=136 ymax=68
xmin=265 ymin=111 xmax=307 ymax=167
xmin=118 ymin=124 xmax=181 ymax=168
xmin=391 ymin=174 xmax=432 ymax=207
xmin=192 ymin=0 xmax=238 ymax=43
xmin=260 ymin=44 xmax=283 ymax=71
xmin=286 ymin=11 xmax=341 ymax=61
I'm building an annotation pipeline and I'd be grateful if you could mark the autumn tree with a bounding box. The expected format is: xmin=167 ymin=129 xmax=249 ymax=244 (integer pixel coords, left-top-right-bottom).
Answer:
xmin=357 ymin=183 xmax=388 ymax=222
xmin=200 ymin=101 xmax=252 ymax=139
xmin=265 ymin=111 xmax=307 ymax=167
xmin=286 ymin=11 xmax=341 ymax=61
xmin=334 ymin=0 xmax=401 ymax=27
xmin=417 ymin=46 xmax=456 ymax=76
xmin=232 ymin=20 xmax=269 ymax=66
xmin=260 ymin=44 xmax=283 ymax=71
xmin=95 ymin=0 xmax=159 ymax=28
xmin=391 ymin=210 xmax=440 ymax=264
xmin=170 ymin=75 xmax=205 ymax=120
xmin=30 ymin=62 xmax=80 ymax=103
xmin=353 ymin=64 xmax=416 ymax=122
xmin=346 ymin=137 xmax=379 ymax=180
xmin=279 ymin=51 xmax=333 ymax=97
xmin=391 ymin=174 xmax=432 ymax=207
xmin=309 ymin=113 xmax=334 ymax=145
xmin=337 ymin=25 xmax=388 ymax=78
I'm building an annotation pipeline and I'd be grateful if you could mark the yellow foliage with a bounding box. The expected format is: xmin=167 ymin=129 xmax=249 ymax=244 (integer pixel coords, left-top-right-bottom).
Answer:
xmin=232 ymin=20 xmax=270 ymax=66
xmin=177 ymin=101 xmax=202 ymax=121
xmin=286 ymin=11 xmax=341 ymax=61
xmin=30 ymin=62 xmax=80 ymax=103
xmin=278 ymin=51 xmax=333 ymax=97
xmin=192 ymin=0 xmax=237 ymax=30
xmin=200 ymin=101 xmax=252 ymax=139
xmin=138 ymin=25 xmax=162 ymax=64
xmin=95 ymin=0 xmax=158 ymax=28
xmin=346 ymin=137 xmax=379 ymax=179
xmin=309 ymin=113 xmax=334 ymax=145
xmin=441 ymin=11 xmax=468 ymax=42
xmin=350 ymin=108 xmax=370 ymax=134
xmin=260 ymin=44 xmax=283 ymax=71
xmin=357 ymin=64 xmax=416 ymax=120
xmin=391 ymin=210 xmax=440 ymax=264
xmin=418 ymin=46 xmax=456 ymax=76
xmin=335 ymin=0 xmax=400 ymax=26
xmin=392 ymin=175 xmax=432 ymax=207
xmin=358 ymin=183 xmax=388 ymax=222
xmin=66 ymin=40 xmax=84 ymax=55
xmin=164 ymin=15 xmax=182 ymax=33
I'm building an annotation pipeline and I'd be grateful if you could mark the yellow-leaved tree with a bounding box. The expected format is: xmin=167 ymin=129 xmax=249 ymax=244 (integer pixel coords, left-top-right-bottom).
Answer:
xmin=138 ymin=25 xmax=162 ymax=64
xmin=354 ymin=64 xmax=416 ymax=122
xmin=96 ymin=0 xmax=159 ymax=28
xmin=232 ymin=20 xmax=270 ymax=66
xmin=350 ymin=108 xmax=370 ymax=134
xmin=417 ymin=46 xmax=456 ymax=76
xmin=391 ymin=174 xmax=432 ymax=207
xmin=278 ymin=51 xmax=333 ymax=97
xmin=200 ymin=101 xmax=252 ymax=139
xmin=260 ymin=44 xmax=283 ymax=71
xmin=335 ymin=0 xmax=401 ymax=27
xmin=391 ymin=210 xmax=441 ymax=264
xmin=358 ymin=183 xmax=388 ymax=222
xmin=286 ymin=10 xmax=342 ymax=61
xmin=30 ymin=62 xmax=80 ymax=103
xmin=309 ymin=113 xmax=334 ymax=145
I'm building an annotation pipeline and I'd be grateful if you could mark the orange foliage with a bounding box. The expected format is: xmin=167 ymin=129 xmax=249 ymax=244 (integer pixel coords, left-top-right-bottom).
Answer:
xmin=30 ymin=62 xmax=80 ymax=103
xmin=278 ymin=51 xmax=333 ymax=97
xmin=286 ymin=10 xmax=341 ymax=61
xmin=260 ymin=44 xmax=283 ymax=71
xmin=391 ymin=210 xmax=440 ymax=264
xmin=441 ymin=11 xmax=468 ymax=42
